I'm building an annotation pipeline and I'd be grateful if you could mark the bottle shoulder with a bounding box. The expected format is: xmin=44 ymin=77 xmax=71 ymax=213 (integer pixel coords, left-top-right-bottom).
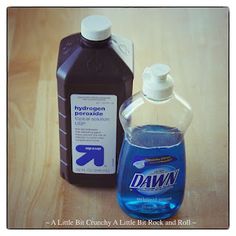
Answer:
xmin=57 ymin=33 xmax=81 ymax=68
xmin=120 ymin=92 xmax=191 ymax=113
xmin=119 ymin=92 xmax=192 ymax=133
xmin=56 ymin=34 xmax=133 ymax=81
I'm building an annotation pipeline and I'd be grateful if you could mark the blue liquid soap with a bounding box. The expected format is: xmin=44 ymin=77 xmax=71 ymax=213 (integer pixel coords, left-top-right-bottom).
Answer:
xmin=117 ymin=125 xmax=185 ymax=220
xmin=117 ymin=64 xmax=192 ymax=220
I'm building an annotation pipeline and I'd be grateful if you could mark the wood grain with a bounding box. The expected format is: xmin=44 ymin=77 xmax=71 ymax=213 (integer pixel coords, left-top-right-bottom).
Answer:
xmin=8 ymin=8 xmax=228 ymax=228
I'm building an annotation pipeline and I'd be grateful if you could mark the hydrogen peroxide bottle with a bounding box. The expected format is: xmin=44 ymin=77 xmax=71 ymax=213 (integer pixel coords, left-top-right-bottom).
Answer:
xmin=117 ymin=64 xmax=192 ymax=219
xmin=56 ymin=15 xmax=133 ymax=187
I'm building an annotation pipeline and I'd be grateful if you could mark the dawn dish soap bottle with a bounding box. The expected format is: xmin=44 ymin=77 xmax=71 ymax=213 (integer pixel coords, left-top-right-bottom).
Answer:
xmin=117 ymin=64 xmax=192 ymax=220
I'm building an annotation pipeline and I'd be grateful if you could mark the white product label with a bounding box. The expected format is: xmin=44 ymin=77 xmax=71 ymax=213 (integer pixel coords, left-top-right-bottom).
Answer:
xmin=70 ymin=94 xmax=117 ymax=174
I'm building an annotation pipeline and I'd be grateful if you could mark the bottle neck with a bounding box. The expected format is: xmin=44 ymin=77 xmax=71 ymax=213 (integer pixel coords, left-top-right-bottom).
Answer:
xmin=142 ymin=91 xmax=174 ymax=103
xmin=80 ymin=34 xmax=111 ymax=48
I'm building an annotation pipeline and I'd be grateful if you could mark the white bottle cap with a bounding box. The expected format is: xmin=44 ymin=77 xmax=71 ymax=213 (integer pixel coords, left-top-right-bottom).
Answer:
xmin=142 ymin=64 xmax=174 ymax=101
xmin=81 ymin=15 xmax=112 ymax=41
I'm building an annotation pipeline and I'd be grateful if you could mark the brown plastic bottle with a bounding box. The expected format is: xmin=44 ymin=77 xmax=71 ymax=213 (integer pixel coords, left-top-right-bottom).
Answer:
xmin=56 ymin=15 xmax=134 ymax=187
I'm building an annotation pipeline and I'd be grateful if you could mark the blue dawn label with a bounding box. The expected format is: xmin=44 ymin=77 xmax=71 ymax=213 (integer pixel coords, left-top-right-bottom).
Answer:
xmin=129 ymin=165 xmax=179 ymax=196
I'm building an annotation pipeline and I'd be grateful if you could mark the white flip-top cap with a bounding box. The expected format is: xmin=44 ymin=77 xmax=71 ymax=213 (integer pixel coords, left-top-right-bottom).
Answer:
xmin=142 ymin=64 xmax=174 ymax=101
xmin=81 ymin=15 xmax=112 ymax=41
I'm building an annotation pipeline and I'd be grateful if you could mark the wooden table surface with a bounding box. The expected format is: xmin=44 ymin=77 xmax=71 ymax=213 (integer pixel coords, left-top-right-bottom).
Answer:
xmin=8 ymin=8 xmax=229 ymax=229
